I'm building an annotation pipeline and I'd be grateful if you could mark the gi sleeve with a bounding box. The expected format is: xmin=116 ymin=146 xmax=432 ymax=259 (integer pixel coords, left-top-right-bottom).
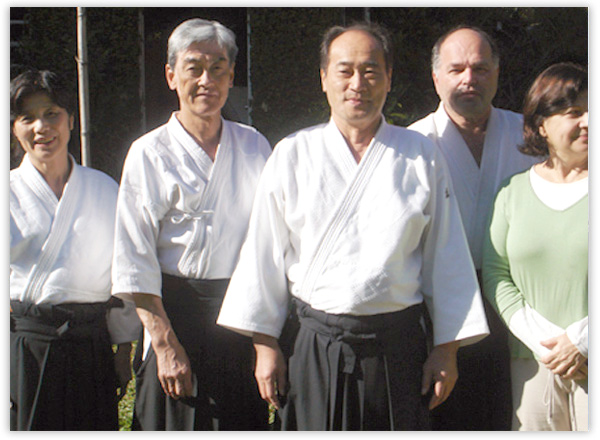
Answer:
xmin=106 ymin=298 xmax=142 ymax=344
xmin=566 ymin=316 xmax=588 ymax=358
xmin=421 ymin=146 xmax=489 ymax=347
xmin=112 ymin=143 xmax=167 ymax=298
xmin=217 ymin=154 xmax=292 ymax=338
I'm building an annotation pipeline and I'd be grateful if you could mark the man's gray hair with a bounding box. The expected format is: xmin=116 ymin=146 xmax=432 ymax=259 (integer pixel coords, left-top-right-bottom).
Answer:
xmin=167 ymin=18 xmax=238 ymax=68
xmin=431 ymin=25 xmax=499 ymax=74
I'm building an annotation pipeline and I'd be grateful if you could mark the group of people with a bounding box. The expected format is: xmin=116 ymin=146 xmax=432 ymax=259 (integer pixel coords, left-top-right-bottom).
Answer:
xmin=9 ymin=17 xmax=588 ymax=432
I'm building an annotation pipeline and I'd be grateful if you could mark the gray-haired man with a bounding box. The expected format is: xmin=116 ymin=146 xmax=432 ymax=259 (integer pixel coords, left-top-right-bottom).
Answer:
xmin=112 ymin=18 xmax=271 ymax=430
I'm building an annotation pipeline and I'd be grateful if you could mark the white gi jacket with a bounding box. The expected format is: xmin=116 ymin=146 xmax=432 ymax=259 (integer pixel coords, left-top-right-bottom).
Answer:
xmin=218 ymin=118 xmax=489 ymax=348
xmin=10 ymin=154 xmax=139 ymax=344
xmin=409 ymin=104 xmax=539 ymax=269
xmin=111 ymin=113 xmax=272 ymax=297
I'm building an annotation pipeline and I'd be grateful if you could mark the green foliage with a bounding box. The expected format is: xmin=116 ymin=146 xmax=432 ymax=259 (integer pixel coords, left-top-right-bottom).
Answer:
xmin=116 ymin=341 xmax=137 ymax=431
xmin=15 ymin=7 xmax=142 ymax=181
xmin=248 ymin=7 xmax=338 ymax=145
xmin=12 ymin=7 xmax=587 ymax=173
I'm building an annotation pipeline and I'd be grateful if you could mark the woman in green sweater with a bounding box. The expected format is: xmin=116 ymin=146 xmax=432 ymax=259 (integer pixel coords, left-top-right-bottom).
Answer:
xmin=482 ymin=62 xmax=588 ymax=431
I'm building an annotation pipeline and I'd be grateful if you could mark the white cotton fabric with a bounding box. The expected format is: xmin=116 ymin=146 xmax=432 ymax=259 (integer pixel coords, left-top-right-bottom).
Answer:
xmin=529 ymin=166 xmax=588 ymax=211
xmin=509 ymin=306 xmax=588 ymax=359
xmin=218 ymin=118 xmax=490 ymax=347
xmin=409 ymin=104 xmax=539 ymax=269
xmin=10 ymin=154 xmax=139 ymax=344
xmin=111 ymin=113 xmax=271 ymax=298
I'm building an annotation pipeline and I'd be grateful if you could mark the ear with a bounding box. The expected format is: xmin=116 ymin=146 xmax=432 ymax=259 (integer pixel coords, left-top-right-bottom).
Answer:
xmin=386 ymin=68 xmax=393 ymax=93
xmin=229 ymin=62 xmax=235 ymax=88
xmin=165 ymin=63 xmax=176 ymax=90
xmin=538 ymin=122 xmax=547 ymax=139
xmin=320 ymin=68 xmax=327 ymax=93
xmin=432 ymin=71 xmax=440 ymax=94
xmin=69 ymin=114 xmax=75 ymax=131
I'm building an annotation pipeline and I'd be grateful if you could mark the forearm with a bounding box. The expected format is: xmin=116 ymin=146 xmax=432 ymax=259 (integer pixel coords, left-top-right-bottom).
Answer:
xmin=132 ymin=292 xmax=180 ymax=351
xmin=133 ymin=292 xmax=193 ymax=398
xmin=252 ymin=332 xmax=287 ymax=409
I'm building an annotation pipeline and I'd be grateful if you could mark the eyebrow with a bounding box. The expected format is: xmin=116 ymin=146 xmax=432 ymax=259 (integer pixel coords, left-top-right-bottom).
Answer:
xmin=183 ymin=55 xmax=228 ymax=64
xmin=335 ymin=60 xmax=382 ymax=68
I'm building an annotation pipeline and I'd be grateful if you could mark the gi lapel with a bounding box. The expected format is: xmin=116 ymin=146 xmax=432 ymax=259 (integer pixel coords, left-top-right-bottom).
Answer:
xmin=169 ymin=118 xmax=232 ymax=277
xmin=300 ymin=121 xmax=389 ymax=301
xmin=20 ymin=159 xmax=80 ymax=303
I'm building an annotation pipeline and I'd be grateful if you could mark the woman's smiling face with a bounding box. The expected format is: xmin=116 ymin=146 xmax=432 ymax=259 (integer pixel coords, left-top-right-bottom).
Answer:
xmin=12 ymin=92 xmax=74 ymax=169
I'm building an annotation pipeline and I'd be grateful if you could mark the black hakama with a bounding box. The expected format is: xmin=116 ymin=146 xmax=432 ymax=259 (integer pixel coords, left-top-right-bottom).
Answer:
xmin=279 ymin=299 xmax=431 ymax=431
xmin=132 ymin=274 xmax=268 ymax=431
xmin=10 ymin=300 xmax=119 ymax=431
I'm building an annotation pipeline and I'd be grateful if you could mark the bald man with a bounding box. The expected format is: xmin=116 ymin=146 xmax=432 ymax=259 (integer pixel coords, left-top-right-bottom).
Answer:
xmin=409 ymin=25 xmax=538 ymax=431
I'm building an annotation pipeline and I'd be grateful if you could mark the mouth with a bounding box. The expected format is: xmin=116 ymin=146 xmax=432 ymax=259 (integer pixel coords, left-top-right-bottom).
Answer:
xmin=346 ymin=96 xmax=369 ymax=106
xmin=34 ymin=137 xmax=55 ymax=148
xmin=458 ymin=89 xmax=481 ymax=99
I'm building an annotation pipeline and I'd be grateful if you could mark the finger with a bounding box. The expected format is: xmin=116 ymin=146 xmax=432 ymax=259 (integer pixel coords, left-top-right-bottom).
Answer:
xmin=260 ymin=378 xmax=280 ymax=409
xmin=429 ymin=380 xmax=445 ymax=410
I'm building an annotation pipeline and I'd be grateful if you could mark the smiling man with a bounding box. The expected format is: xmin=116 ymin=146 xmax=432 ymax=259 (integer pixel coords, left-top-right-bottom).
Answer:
xmin=111 ymin=18 xmax=271 ymax=431
xmin=217 ymin=22 xmax=489 ymax=431
xmin=409 ymin=26 xmax=540 ymax=431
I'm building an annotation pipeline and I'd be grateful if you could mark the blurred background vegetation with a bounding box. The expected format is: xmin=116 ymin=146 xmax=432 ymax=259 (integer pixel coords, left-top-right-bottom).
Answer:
xmin=10 ymin=7 xmax=587 ymax=180
xmin=10 ymin=7 xmax=587 ymax=431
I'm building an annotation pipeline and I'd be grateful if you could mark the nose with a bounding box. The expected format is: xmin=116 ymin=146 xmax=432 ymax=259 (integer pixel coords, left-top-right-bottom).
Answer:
xmin=461 ymin=67 xmax=476 ymax=85
xmin=197 ymin=69 xmax=212 ymax=87
xmin=349 ymin=71 xmax=367 ymax=91
xmin=33 ymin=117 xmax=48 ymax=133
xmin=581 ymin=111 xmax=588 ymax=128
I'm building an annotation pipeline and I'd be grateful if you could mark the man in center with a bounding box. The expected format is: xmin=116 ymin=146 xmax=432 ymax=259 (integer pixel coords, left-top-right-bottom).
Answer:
xmin=217 ymin=22 xmax=489 ymax=430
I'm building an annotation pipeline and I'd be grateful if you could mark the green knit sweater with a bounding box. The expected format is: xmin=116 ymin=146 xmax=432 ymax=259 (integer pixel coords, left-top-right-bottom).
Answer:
xmin=482 ymin=170 xmax=588 ymax=359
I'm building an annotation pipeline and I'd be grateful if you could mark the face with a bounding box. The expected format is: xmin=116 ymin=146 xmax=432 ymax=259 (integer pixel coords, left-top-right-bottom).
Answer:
xmin=433 ymin=29 xmax=499 ymax=121
xmin=539 ymin=91 xmax=588 ymax=160
xmin=12 ymin=92 xmax=74 ymax=169
xmin=321 ymin=30 xmax=392 ymax=133
xmin=166 ymin=40 xmax=234 ymax=120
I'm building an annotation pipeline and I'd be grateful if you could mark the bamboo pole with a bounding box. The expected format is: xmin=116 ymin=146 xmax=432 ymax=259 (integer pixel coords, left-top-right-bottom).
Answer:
xmin=76 ymin=7 xmax=91 ymax=167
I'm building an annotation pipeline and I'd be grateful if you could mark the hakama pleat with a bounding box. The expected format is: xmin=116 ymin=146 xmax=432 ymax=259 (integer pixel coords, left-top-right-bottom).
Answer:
xmin=132 ymin=274 xmax=268 ymax=431
xmin=10 ymin=300 xmax=119 ymax=431
xmin=279 ymin=299 xmax=430 ymax=431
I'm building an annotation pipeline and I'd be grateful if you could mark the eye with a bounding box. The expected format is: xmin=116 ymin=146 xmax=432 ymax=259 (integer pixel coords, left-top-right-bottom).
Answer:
xmin=565 ymin=108 xmax=584 ymax=117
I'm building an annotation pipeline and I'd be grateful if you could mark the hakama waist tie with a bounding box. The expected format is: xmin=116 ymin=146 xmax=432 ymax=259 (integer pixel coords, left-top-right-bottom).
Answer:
xmin=283 ymin=298 xmax=430 ymax=430
xmin=10 ymin=299 xmax=121 ymax=430
xmin=10 ymin=298 xmax=121 ymax=341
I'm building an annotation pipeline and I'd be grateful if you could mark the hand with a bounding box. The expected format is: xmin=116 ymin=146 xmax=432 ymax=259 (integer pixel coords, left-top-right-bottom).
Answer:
xmin=540 ymin=333 xmax=587 ymax=379
xmin=132 ymin=293 xmax=194 ymax=400
xmin=154 ymin=335 xmax=194 ymax=399
xmin=421 ymin=341 xmax=459 ymax=410
xmin=113 ymin=342 xmax=133 ymax=400
xmin=253 ymin=333 xmax=287 ymax=409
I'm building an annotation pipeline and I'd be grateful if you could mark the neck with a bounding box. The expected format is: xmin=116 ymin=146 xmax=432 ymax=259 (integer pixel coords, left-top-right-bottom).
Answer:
xmin=32 ymin=154 xmax=72 ymax=199
xmin=334 ymin=116 xmax=381 ymax=163
xmin=537 ymin=153 xmax=588 ymax=183
xmin=176 ymin=111 xmax=222 ymax=161
xmin=444 ymin=104 xmax=491 ymax=166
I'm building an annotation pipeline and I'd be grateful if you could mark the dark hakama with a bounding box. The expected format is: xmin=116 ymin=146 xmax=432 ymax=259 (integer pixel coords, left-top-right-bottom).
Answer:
xmin=10 ymin=300 xmax=119 ymax=431
xmin=132 ymin=274 xmax=268 ymax=431
xmin=279 ymin=299 xmax=430 ymax=430
xmin=430 ymin=295 xmax=512 ymax=430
